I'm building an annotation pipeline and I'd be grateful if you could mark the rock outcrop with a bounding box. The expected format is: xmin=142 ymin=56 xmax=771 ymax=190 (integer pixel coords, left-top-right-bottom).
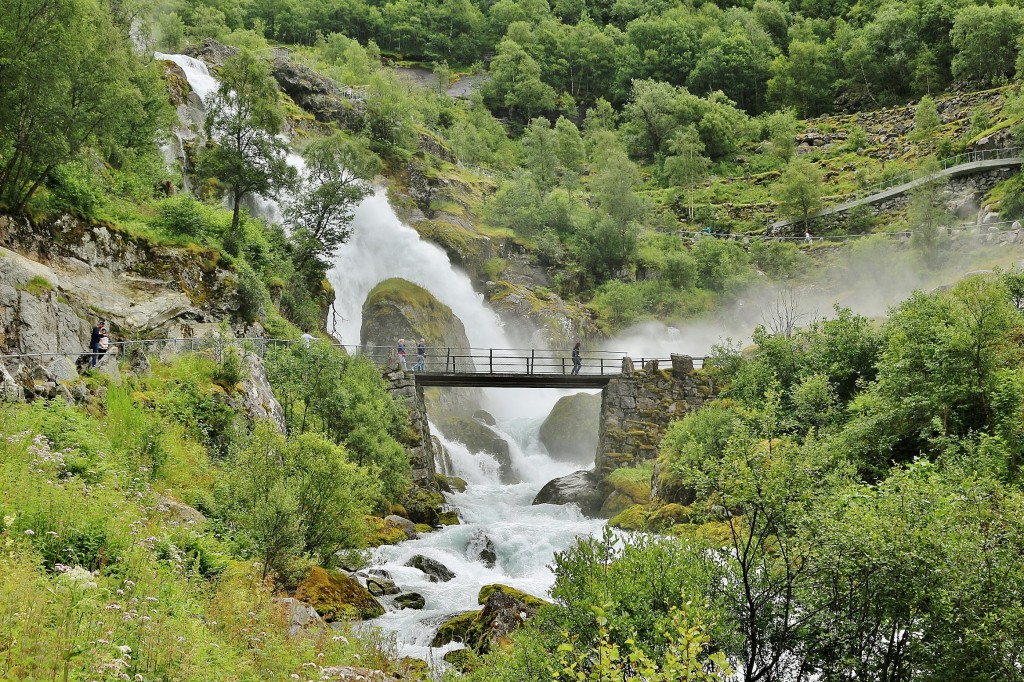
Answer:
xmin=232 ymin=354 xmax=287 ymax=433
xmin=538 ymin=392 xmax=601 ymax=465
xmin=273 ymin=597 xmax=328 ymax=637
xmin=532 ymin=470 xmax=604 ymax=517
xmin=468 ymin=529 xmax=497 ymax=568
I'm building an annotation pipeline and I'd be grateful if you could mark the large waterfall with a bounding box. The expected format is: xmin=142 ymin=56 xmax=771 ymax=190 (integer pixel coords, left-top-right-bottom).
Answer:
xmin=160 ymin=50 xmax=608 ymax=663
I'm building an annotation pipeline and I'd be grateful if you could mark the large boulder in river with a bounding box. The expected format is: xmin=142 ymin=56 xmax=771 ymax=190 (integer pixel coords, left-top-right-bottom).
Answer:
xmin=360 ymin=277 xmax=473 ymax=365
xmin=533 ymin=470 xmax=604 ymax=517
xmin=431 ymin=586 xmax=542 ymax=652
xmin=539 ymin=392 xmax=601 ymax=465
xmin=360 ymin=277 xmax=482 ymax=414
xmin=294 ymin=567 xmax=385 ymax=621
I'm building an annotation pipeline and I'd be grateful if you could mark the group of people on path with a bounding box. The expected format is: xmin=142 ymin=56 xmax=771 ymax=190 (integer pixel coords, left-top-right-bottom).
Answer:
xmin=397 ymin=338 xmax=426 ymax=371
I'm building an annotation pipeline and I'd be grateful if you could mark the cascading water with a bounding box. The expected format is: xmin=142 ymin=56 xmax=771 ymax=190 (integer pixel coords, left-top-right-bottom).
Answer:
xmin=367 ymin=423 xmax=604 ymax=662
xmin=328 ymin=189 xmax=605 ymax=662
xmin=161 ymin=49 xmax=608 ymax=664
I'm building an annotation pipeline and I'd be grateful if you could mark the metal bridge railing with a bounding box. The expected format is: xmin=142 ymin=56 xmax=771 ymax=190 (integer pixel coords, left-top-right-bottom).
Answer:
xmin=1 ymin=337 xmax=705 ymax=378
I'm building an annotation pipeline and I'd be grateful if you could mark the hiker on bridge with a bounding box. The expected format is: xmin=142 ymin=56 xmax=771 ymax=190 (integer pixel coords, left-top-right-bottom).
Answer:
xmin=412 ymin=339 xmax=426 ymax=372
xmin=571 ymin=341 xmax=582 ymax=375
xmin=397 ymin=338 xmax=408 ymax=370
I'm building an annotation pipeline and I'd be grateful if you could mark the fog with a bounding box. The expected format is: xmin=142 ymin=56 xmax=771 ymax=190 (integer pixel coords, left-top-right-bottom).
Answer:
xmin=604 ymin=235 xmax=1024 ymax=360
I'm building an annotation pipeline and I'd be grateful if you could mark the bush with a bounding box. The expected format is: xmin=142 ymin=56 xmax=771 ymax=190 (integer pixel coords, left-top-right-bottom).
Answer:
xmin=44 ymin=161 xmax=106 ymax=218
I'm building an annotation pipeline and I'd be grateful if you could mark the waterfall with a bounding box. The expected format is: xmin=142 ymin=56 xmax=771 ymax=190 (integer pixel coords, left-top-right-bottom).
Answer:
xmin=157 ymin=50 xmax=607 ymax=666
xmin=328 ymin=192 xmax=510 ymax=350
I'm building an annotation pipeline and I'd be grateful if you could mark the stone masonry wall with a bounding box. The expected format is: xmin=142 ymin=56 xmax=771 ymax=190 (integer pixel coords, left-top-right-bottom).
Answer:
xmin=382 ymin=361 xmax=436 ymax=486
xmin=596 ymin=355 xmax=714 ymax=477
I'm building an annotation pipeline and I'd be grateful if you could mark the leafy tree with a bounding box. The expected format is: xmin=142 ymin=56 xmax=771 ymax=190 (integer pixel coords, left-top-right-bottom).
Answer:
xmin=662 ymin=126 xmax=710 ymax=221
xmin=521 ymin=118 xmax=559 ymax=191
xmin=0 ymin=0 xmax=158 ymax=212
xmin=483 ymin=38 xmax=556 ymax=122
xmin=910 ymin=94 xmax=941 ymax=142
xmin=773 ymin=156 xmax=822 ymax=233
xmin=907 ymin=156 xmax=950 ymax=261
xmin=201 ymin=49 xmax=293 ymax=236
xmin=285 ymin=134 xmax=379 ymax=273
xmin=621 ymin=79 xmax=679 ymax=161
xmin=767 ymin=38 xmax=832 ymax=118
xmin=553 ymin=117 xmax=585 ymax=179
xmin=951 ymin=4 xmax=1024 ymax=85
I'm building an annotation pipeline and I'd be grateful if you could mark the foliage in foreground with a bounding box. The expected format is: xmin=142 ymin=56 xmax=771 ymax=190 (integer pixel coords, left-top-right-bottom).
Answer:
xmin=0 ymin=348 xmax=415 ymax=680
xmin=468 ymin=275 xmax=1024 ymax=682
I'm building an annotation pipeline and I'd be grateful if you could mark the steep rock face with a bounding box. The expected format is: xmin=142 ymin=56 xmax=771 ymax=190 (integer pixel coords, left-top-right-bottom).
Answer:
xmin=0 ymin=214 xmax=240 ymax=394
xmin=381 ymin=363 xmax=436 ymax=486
xmin=486 ymin=281 xmax=601 ymax=347
xmin=539 ymin=392 xmax=601 ymax=465
xmin=232 ymin=354 xmax=287 ymax=433
xmin=271 ymin=57 xmax=366 ymax=132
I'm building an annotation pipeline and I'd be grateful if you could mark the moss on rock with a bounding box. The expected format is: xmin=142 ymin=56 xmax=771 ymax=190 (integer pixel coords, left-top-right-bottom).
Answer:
xmin=605 ymin=464 xmax=654 ymax=503
xmin=364 ymin=516 xmax=408 ymax=547
xmin=294 ymin=566 xmax=385 ymax=621
xmin=608 ymin=504 xmax=652 ymax=531
xmin=431 ymin=609 xmax=482 ymax=647
xmin=477 ymin=584 xmax=548 ymax=609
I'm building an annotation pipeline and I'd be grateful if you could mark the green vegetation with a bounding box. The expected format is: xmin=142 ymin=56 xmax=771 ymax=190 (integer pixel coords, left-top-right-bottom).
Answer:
xmin=465 ymin=274 xmax=1024 ymax=681
xmin=0 ymin=346 xmax=417 ymax=679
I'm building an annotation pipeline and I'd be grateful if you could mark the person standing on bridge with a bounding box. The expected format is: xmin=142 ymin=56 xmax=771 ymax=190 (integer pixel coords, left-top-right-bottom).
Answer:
xmin=571 ymin=341 xmax=582 ymax=375
xmin=412 ymin=338 xmax=426 ymax=371
xmin=397 ymin=338 xmax=408 ymax=370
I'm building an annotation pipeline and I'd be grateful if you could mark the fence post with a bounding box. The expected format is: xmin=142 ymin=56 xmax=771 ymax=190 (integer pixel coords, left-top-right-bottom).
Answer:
xmin=446 ymin=348 xmax=451 ymax=373
xmin=562 ymin=357 xmax=565 ymax=374
xmin=530 ymin=349 xmax=535 ymax=374
xmin=600 ymin=358 xmax=604 ymax=375
xmin=489 ymin=348 xmax=493 ymax=374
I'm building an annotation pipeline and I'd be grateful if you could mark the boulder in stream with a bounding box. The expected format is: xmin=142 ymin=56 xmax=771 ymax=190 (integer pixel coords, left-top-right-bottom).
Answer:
xmin=434 ymin=414 xmax=517 ymax=483
xmin=395 ymin=592 xmax=426 ymax=610
xmin=468 ymin=529 xmax=497 ymax=568
xmin=430 ymin=587 xmax=541 ymax=652
xmin=405 ymin=554 xmax=456 ymax=582
xmin=532 ymin=470 xmax=604 ymax=517
xmin=538 ymin=392 xmax=601 ymax=465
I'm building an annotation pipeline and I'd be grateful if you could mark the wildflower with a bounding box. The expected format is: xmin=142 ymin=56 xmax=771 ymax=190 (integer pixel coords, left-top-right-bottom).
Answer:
xmin=118 ymin=645 xmax=132 ymax=656
xmin=3 ymin=515 xmax=14 ymax=527
xmin=24 ymin=529 xmax=34 ymax=536
xmin=46 ymin=531 xmax=58 ymax=537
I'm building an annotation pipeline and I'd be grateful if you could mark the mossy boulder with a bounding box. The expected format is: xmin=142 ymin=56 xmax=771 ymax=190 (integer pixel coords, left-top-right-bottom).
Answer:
xmin=443 ymin=647 xmax=477 ymax=672
xmin=438 ymin=510 xmax=460 ymax=525
xmin=364 ymin=516 xmax=409 ymax=546
xmin=604 ymin=465 xmax=654 ymax=505
xmin=435 ymin=414 xmax=516 ymax=483
xmin=431 ymin=609 xmax=482 ymax=647
xmin=360 ymin=277 xmax=472 ymax=365
xmin=539 ymin=392 xmax=601 ymax=465
xmin=294 ymin=567 xmax=385 ymax=621
xmin=608 ymin=504 xmax=652 ymax=531
xmin=477 ymin=584 xmax=548 ymax=609
xmin=648 ymin=503 xmax=695 ymax=528
xmin=402 ymin=488 xmax=446 ymax=525
xmin=433 ymin=473 xmax=468 ymax=493
xmin=431 ymin=588 xmax=543 ymax=652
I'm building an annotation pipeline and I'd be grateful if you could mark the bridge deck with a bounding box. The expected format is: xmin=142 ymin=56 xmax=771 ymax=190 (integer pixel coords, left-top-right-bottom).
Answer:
xmin=413 ymin=372 xmax=615 ymax=388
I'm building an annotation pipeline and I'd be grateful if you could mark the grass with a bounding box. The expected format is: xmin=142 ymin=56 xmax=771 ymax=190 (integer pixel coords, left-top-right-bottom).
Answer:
xmin=17 ymin=275 xmax=55 ymax=296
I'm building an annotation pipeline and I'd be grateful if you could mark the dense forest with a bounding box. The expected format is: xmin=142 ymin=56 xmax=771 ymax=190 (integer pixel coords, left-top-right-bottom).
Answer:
xmin=4 ymin=0 xmax=1024 ymax=679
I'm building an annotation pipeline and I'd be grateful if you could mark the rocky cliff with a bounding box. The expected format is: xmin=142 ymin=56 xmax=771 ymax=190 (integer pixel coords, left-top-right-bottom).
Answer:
xmin=0 ymin=213 xmax=241 ymax=396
